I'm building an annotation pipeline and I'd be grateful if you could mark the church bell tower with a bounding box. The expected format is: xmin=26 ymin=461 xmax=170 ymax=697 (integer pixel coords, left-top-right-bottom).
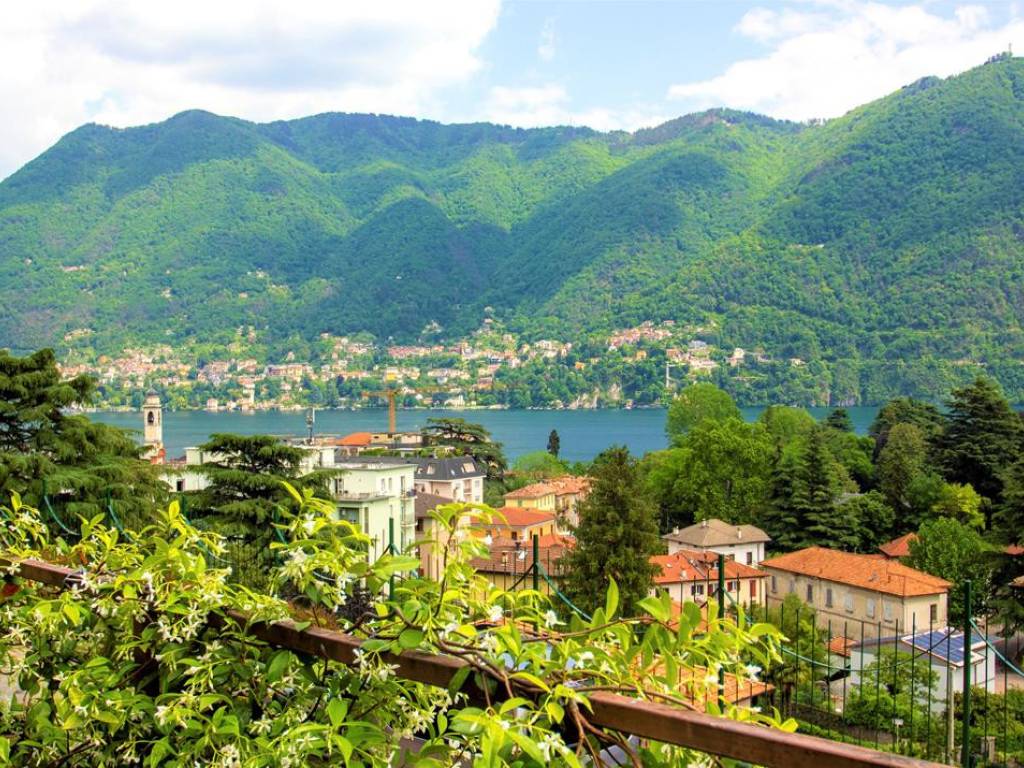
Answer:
xmin=142 ymin=389 xmax=164 ymax=462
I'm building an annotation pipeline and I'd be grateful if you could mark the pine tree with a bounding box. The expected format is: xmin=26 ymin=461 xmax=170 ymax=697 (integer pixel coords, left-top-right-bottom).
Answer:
xmin=546 ymin=429 xmax=561 ymax=458
xmin=876 ymin=422 xmax=927 ymax=513
xmin=799 ymin=427 xmax=858 ymax=550
xmin=190 ymin=434 xmax=335 ymax=585
xmin=824 ymin=408 xmax=854 ymax=432
xmin=936 ymin=377 xmax=1024 ymax=509
xmin=0 ymin=348 xmax=166 ymax=527
xmin=561 ymin=446 xmax=662 ymax=615
xmin=760 ymin=448 xmax=803 ymax=552
xmin=423 ymin=417 xmax=507 ymax=480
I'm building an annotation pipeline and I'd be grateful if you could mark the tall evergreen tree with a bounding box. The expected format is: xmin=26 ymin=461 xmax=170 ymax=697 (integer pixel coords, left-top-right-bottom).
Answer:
xmin=561 ymin=446 xmax=662 ymax=615
xmin=824 ymin=408 xmax=854 ymax=432
xmin=760 ymin=448 xmax=804 ymax=552
xmin=800 ymin=427 xmax=859 ymax=550
xmin=0 ymin=348 xmax=166 ymax=527
xmin=876 ymin=422 xmax=928 ymax=513
xmin=546 ymin=429 xmax=561 ymax=458
xmin=868 ymin=397 xmax=944 ymax=461
xmin=936 ymin=377 xmax=1024 ymax=511
xmin=190 ymin=434 xmax=335 ymax=585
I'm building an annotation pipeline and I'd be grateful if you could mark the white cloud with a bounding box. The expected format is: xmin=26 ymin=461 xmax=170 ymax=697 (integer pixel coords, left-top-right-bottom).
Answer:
xmin=481 ymin=84 xmax=668 ymax=132
xmin=668 ymin=2 xmax=1024 ymax=121
xmin=538 ymin=17 xmax=557 ymax=62
xmin=0 ymin=1 xmax=501 ymax=178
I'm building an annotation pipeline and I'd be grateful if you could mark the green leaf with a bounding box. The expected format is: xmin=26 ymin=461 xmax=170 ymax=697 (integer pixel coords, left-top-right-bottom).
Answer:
xmin=326 ymin=697 xmax=349 ymax=728
xmin=637 ymin=596 xmax=669 ymax=623
xmin=605 ymin=577 xmax=619 ymax=619
xmin=398 ymin=628 xmax=425 ymax=649
xmin=448 ymin=665 xmax=472 ymax=697
xmin=507 ymin=728 xmax=546 ymax=765
xmin=266 ymin=650 xmax=291 ymax=683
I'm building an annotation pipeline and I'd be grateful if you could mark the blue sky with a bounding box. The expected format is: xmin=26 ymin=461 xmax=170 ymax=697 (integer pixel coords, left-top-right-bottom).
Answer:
xmin=2 ymin=1 xmax=1023 ymax=178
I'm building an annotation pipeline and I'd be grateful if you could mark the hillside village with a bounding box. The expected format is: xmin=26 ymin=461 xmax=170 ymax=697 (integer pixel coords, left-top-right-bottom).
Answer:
xmin=59 ymin=319 xmax=820 ymax=411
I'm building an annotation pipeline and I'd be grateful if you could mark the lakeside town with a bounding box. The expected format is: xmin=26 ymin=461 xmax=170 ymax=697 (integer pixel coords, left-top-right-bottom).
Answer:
xmin=58 ymin=319 xmax=819 ymax=412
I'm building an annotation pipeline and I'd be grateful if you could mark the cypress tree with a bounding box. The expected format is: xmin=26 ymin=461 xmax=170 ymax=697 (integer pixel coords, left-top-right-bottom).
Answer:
xmin=561 ymin=446 xmax=662 ymax=615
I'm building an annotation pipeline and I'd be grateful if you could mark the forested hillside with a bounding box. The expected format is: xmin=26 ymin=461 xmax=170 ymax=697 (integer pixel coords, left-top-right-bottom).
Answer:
xmin=2 ymin=58 xmax=1024 ymax=401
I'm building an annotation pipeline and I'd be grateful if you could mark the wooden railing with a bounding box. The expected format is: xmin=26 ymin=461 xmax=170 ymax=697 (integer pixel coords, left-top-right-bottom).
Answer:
xmin=9 ymin=559 xmax=945 ymax=768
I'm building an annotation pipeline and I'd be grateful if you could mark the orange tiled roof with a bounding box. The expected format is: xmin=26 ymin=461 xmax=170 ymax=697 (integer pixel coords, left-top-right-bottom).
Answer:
xmin=761 ymin=547 xmax=950 ymax=597
xmin=651 ymin=549 xmax=767 ymax=585
xmin=828 ymin=636 xmax=857 ymax=658
xmin=492 ymin=506 xmax=557 ymax=528
xmin=470 ymin=534 xmax=574 ymax=575
xmin=338 ymin=431 xmax=373 ymax=446
xmin=879 ymin=532 xmax=917 ymax=559
xmin=1006 ymin=544 xmax=1024 ymax=556
xmin=505 ymin=482 xmax=556 ymax=500
xmin=549 ymin=476 xmax=591 ymax=496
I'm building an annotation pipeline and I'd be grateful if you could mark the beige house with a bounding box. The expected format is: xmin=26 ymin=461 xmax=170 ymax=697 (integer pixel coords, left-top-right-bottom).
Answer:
xmin=504 ymin=484 xmax=557 ymax=512
xmin=651 ymin=549 xmax=768 ymax=610
xmin=663 ymin=518 xmax=771 ymax=567
xmin=761 ymin=547 xmax=950 ymax=639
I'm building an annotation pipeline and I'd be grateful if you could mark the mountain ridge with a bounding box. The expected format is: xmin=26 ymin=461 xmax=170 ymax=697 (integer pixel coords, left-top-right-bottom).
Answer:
xmin=2 ymin=57 xmax=1024 ymax=402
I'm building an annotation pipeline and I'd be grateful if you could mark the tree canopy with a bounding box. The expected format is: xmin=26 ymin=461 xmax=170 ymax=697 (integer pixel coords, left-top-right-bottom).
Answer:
xmin=561 ymin=446 xmax=663 ymax=615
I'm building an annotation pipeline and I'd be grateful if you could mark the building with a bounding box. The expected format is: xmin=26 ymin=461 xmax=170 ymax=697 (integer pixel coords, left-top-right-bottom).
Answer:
xmin=470 ymin=533 xmax=573 ymax=592
xmin=848 ymin=628 xmax=996 ymax=706
xmin=167 ymin=441 xmax=338 ymax=494
xmin=662 ymin=519 xmax=771 ymax=567
xmin=504 ymin=483 xmax=556 ymax=513
xmin=502 ymin=477 xmax=590 ymax=528
xmin=332 ymin=456 xmax=416 ymax=559
xmin=142 ymin=390 xmax=165 ymax=464
xmin=481 ymin=507 xmax=558 ymax=543
xmin=414 ymin=492 xmax=458 ymax=580
xmin=761 ymin=547 xmax=950 ymax=639
xmin=879 ymin=532 xmax=917 ymax=559
xmin=335 ymin=432 xmax=373 ymax=456
xmin=411 ymin=456 xmax=485 ymax=503
xmin=651 ymin=549 xmax=767 ymax=609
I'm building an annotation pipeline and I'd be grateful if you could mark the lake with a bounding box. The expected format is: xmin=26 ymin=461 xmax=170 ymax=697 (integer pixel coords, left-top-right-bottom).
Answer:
xmin=90 ymin=406 xmax=880 ymax=463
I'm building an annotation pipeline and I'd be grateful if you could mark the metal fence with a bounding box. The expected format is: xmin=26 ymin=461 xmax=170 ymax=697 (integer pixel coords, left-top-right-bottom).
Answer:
xmin=738 ymin=583 xmax=1024 ymax=767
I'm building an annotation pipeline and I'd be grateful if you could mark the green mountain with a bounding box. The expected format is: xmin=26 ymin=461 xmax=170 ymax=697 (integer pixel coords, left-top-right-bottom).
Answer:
xmin=2 ymin=57 xmax=1024 ymax=398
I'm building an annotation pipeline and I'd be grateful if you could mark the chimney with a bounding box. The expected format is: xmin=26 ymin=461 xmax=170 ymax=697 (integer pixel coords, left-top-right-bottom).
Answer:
xmin=737 ymin=528 xmax=743 ymax=539
xmin=701 ymin=519 xmax=708 ymax=528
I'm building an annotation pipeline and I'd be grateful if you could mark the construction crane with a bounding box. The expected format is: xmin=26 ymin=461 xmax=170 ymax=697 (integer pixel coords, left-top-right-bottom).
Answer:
xmin=361 ymin=386 xmax=447 ymax=435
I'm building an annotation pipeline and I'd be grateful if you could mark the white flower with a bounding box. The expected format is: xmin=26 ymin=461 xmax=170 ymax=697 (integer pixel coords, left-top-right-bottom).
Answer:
xmin=302 ymin=515 xmax=316 ymax=535
xmin=543 ymin=610 xmax=561 ymax=628
xmin=575 ymin=651 xmax=595 ymax=669
xmin=486 ymin=605 xmax=503 ymax=623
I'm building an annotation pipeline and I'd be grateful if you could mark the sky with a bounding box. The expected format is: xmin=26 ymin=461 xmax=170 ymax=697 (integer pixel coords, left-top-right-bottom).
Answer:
xmin=2 ymin=0 xmax=1024 ymax=179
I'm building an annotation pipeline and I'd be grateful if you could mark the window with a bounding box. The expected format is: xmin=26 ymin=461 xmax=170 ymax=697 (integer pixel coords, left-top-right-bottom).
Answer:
xmin=867 ymin=599 xmax=876 ymax=619
xmin=930 ymin=603 xmax=938 ymax=623
xmin=806 ymin=584 xmax=813 ymax=603
xmin=727 ymin=580 xmax=738 ymax=592
xmin=746 ymin=551 xmax=753 ymax=565
xmin=695 ymin=584 xmax=704 ymax=596
xmin=845 ymin=594 xmax=854 ymax=613
xmin=788 ymin=579 xmax=796 ymax=594
xmin=825 ymin=588 xmax=833 ymax=608
xmin=388 ymin=477 xmax=393 ymax=491
xmin=750 ymin=580 xmax=757 ymax=598
xmin=883 ymin=602 xmax=894 ymax=622
xmin=771 ymin=576 xmax=777 ymax=594
xmin=175 ymin=479 xmax=185 ymax=492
